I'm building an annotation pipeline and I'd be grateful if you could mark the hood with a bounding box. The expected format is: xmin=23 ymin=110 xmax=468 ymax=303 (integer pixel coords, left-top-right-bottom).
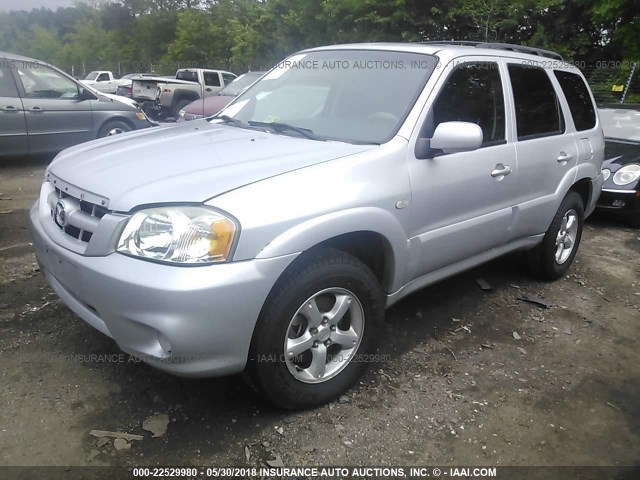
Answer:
xmin=101 ymin=93 xmax=138 ymax=109
xmin=602 ymin=138 xmax=640 ymax=189
xmin=603 ymin=138 xmax=640 ymax=170
xmin=48 ymin=120 xmax=374 ymax=212
xmin=81 ymin=83 xmax=136 ymax=110
xmin=183 ymin=95 xmax=233 ymax=116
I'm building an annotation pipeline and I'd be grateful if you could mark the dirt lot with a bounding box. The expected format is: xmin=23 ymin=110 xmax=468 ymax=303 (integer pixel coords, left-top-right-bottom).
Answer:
xmin=1 ymin=159 xmax=639 ymax=475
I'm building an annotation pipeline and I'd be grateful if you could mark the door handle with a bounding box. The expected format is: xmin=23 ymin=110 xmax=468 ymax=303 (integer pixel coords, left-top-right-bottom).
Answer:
xmin=205 ymin=87 xmax=212 ymax=92
xmin=1 ymin=105 xmax=19 ymax=113
xmin=557 ymin=152 xmax=573 ymax=163
xmin=29 ymin=106 xmax=44 ymax=113
xmin=491 ymin=164 xmax=512 ymax=178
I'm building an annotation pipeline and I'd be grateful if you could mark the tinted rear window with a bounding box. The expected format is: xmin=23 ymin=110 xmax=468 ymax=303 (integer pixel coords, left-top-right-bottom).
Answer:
xmin=508 ymin=65 xmax=564 ymax=140
xmin=553 ymin=70 xmax=596 ymax=131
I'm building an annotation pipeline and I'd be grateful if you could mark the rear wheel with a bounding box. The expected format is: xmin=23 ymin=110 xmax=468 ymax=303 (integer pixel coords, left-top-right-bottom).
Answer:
xmin=526 ymin=191 xmax=584 ymax=280
xmin=98 ymin=120 xmax=132 ymax=138
xmin=247 ymin=247 xmax=384 ymax=410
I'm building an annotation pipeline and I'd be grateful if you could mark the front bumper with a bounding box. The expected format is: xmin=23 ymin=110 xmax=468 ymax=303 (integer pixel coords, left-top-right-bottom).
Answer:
xmin=30 ymin=202 xmax=297 ymax=377
xmin=595 ymin=188 xmax=640 ymax=217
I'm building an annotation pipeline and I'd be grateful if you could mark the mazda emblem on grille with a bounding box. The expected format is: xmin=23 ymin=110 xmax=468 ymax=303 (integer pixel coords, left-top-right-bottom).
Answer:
xmin=54 ymin=201 xmax=67 ymax=227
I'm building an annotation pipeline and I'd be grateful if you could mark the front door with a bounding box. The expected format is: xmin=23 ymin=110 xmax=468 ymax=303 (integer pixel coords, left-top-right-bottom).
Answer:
xmin=408 ymin=59 xmax=517 ymax=278
xmin=13 ymin=63 xmax=94 ymax=154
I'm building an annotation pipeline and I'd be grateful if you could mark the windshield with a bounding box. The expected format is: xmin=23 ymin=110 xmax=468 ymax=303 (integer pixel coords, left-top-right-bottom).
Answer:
xmin=85 ymin=71 xmax=99 ymax=81
xmin=599 ymin=107 xmax=640 ymax=142
xmin=219 ymin=72 xmax=264 ymax=97
xmin=217 ymin=50 xmax=437 ymax=144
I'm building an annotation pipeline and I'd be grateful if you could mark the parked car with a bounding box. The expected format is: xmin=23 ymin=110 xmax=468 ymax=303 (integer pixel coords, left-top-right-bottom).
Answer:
xmin=30 ymin=42 xmax=603 ymax=410
xmin=596 ymin=104 xmax=640 ymax=227
xmin=177 ymin=71 xmax=265 ymax=121
xmin=81 ymin=70 xmax=119 ymax=94
xmin=0 ymin=51 xmax=152 ymax=157
xmin=131 ymin=68 xmax=237 ymax=120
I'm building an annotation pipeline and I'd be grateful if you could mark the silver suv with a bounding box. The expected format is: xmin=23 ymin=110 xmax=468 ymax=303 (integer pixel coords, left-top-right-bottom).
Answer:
xmin=30 ymin=42 xmax=604 ymax=410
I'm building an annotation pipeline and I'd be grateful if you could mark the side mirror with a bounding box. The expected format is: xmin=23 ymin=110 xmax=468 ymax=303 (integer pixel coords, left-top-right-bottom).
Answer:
xmin=79 ymin=87 xmax=98 ymax=101
xmin=430 ymin=121 xmax=483 ymax=154
xmin=415 ymin=121 xmax=483 ymax=159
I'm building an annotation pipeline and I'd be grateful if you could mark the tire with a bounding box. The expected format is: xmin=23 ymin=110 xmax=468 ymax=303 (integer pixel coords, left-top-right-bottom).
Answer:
xmin=98 ymin=120 xmax=132 ymax=138
xmin=526 ymin=191 xmax=584 ymax=280
xmin=172 ymin=98 xmax=192 ymax=120
xmin=247 ymin=247 xmax=384 ymax=410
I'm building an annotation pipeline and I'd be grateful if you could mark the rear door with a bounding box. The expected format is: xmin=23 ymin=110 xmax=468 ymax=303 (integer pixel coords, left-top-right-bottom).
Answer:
xmin=505 ymin=62 xmax=579 ymax=238
xmin=552 ymin=70 xmax=599 ymax=165
xmin=13 ymin=63 xmax=94 ymax=154
xmin=0 ymin=59 xmax=28 ymax=156
xmin=203 ymin=71 xmax=223 ymax=97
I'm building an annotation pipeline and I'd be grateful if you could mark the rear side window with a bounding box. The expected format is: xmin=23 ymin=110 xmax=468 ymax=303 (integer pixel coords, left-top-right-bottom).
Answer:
xmin=508 ymin=65 xmax=564 ymax=140
xmin=0 ymin=63 xmax=19 ymax=97
xmin=204 ymin=72 xmax=221 ymax=87
xmin=553 ymin=70 xmax=596 ymax=131
xmin=432 ymin=62 xmax=506 ymax=146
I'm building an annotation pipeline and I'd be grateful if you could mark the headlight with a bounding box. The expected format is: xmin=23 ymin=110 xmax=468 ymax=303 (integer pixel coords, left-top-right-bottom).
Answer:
xmin=117 ymin=206 xmax=237 ymax=264
xmin=612 ymin=164 xmax=640 ymax=186
xmin=135 ymin=111 xmax=147 ymax=121
xmin=602 ymin=169 xmax=610 ymax=182
xmin=178 ymin=110 xmax=186 ymax=118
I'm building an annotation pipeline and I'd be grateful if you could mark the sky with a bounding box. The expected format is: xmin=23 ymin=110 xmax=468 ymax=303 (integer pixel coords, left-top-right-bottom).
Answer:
xmin=0 ymin=0 xmax=82 ymax=12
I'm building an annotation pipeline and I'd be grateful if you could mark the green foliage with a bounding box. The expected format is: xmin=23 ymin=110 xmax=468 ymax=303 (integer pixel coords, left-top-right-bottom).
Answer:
xmin=0 ymin=0 xmax=636 ymax=81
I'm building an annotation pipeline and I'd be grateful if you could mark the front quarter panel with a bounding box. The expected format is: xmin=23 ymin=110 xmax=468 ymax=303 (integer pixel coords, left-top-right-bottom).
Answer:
xmin=209 ymin=137 xmax=412 ymax=293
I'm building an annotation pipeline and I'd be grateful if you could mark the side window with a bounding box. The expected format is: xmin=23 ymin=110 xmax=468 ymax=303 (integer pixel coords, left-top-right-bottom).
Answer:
xmin=0 ymin=63 xmax=19 ymax=98
xmin=17 ymin=65 xmax=79 ymax=99
xmin=96 ymin=73 xmax=109 ymax=82
xmin=508 ymin=65 xmax=564 ymax=140
xmin=222 ymin=73 xmax=236 ymax=85
xmin=431 ymin=62 xmax=506 ymax=146
xmin=176 ymin=70 xmax=198 ymax=82
xmin=553 ymin=70 xmax=596 ymax=131
xmin=204 ymin=72 xmax=221 ymax=87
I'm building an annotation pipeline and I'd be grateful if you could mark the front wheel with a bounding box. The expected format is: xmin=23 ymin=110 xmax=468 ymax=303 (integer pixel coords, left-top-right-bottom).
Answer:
xmin=247 ymin=247 xmax=384 ymax=410
xmin=98 ymin=119 xmax=132 ymax=138
xmin=526 ymin=191 xmax=584 ymax=280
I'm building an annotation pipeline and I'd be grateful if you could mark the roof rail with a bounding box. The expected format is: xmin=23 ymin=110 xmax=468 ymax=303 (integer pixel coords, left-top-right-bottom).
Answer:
xmin=482 ymin=42 xmax=563 ymax=60
xmin=422 ymin=41 xmax=483 ymax=47
xmin=421 ymin=41 xmax=564 ymax=61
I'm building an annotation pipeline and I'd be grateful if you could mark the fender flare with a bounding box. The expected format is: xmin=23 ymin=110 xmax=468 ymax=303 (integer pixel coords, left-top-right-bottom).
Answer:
xmin=255 ymin=207 xmax=410 ymax=292
xmin=170 ymin=89 xmax=200 ymax=109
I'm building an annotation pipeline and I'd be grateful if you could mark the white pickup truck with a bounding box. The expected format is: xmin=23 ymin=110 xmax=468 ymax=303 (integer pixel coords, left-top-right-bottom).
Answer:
xmin=80 ymin=71 xmax=124 ymax=94
xmin=131 ymin=68 xmax=237 ymax=120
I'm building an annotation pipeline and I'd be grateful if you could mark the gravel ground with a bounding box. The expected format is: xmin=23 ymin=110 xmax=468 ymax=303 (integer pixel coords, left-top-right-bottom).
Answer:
xmin=0 ymin=159 xmax=639 ymax=475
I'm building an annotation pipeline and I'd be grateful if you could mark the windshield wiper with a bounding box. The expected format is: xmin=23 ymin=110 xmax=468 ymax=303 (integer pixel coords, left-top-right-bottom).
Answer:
xmin=213 ymin=115 xmax=253 ymax=129
xmin=213 ymin=115 xmax=268 ymax=132
xmin=248 ymin=121 xmax=325 ymax=141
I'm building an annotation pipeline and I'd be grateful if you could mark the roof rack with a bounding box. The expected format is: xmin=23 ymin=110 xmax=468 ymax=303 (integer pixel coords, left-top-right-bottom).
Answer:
xmin=421 ymin=41 xmax=564 ymax=61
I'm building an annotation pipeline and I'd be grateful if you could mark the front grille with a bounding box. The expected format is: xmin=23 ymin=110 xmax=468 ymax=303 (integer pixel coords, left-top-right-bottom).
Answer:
xmin=47 ymin=184 xmax=109 ymax=244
